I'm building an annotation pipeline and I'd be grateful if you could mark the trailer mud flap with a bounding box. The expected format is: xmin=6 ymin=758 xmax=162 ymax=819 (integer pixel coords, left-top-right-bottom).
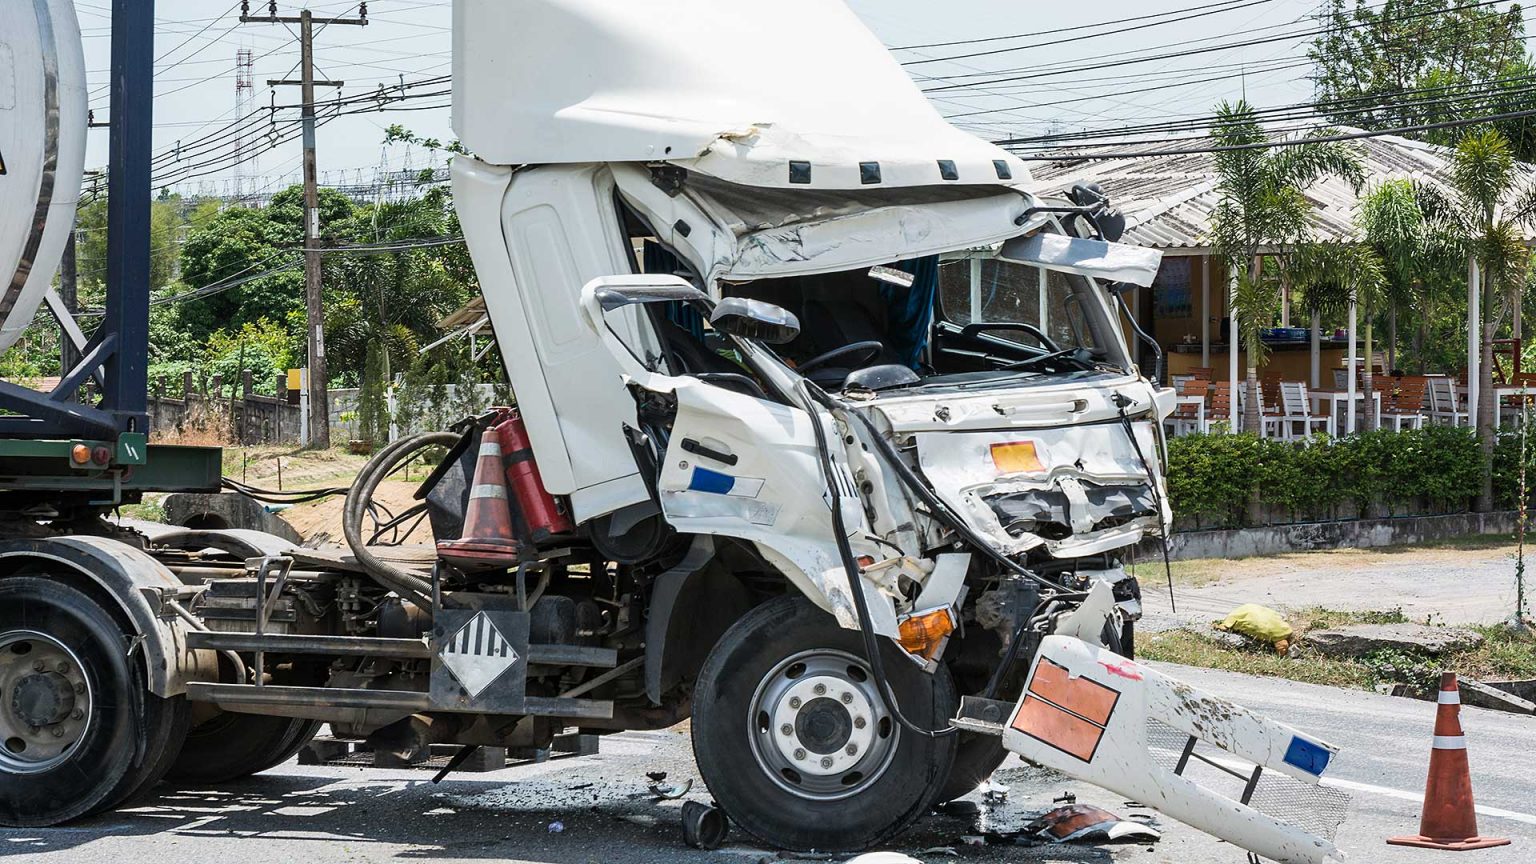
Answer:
xmin=956 ymin=635 xmax=1349 ymax=864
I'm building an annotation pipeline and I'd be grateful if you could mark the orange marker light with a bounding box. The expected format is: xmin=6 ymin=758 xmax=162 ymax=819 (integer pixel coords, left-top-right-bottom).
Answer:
xmin=990 ymin=440 xmax=1045 ymax=474
xmin=70 ymin=444 xmax=91 ymax=465
xmin=897 ymin=607 xmax=956 ymax=661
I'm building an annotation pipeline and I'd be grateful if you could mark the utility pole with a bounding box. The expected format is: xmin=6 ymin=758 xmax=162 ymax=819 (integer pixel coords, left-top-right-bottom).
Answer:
xmin=239 ymin=2 xmax=367 ymax=449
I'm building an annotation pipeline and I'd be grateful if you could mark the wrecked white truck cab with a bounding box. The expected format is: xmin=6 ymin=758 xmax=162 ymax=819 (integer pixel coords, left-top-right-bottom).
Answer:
xmin=448 ymin=0 xmax=1345 ymax=858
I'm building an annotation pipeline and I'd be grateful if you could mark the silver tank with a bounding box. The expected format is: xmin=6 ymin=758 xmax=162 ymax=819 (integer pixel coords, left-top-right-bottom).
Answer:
xmin=0 ymin=0 xmax=87 ymax=354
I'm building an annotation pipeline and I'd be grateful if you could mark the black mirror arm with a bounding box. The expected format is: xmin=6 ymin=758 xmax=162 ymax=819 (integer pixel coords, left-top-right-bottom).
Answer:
xmin=1114 ymin=292 xmax=1164 ymax=385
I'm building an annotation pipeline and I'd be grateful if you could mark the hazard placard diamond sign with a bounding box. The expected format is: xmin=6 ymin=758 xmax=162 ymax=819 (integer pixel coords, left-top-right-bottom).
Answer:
xmin=440 ymin=610 xmax=521 ymax=699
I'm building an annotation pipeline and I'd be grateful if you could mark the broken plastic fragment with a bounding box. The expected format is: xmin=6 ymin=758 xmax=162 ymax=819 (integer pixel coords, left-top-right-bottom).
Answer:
xmin=1026 ymin=804 xmax=1161 ymax=844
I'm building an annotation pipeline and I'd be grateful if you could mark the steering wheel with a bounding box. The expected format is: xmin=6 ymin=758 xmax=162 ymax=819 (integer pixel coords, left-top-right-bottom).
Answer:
xmin=798 ymin=340 xmax=885 ymax=375
xmin=960 ymin=321 xmax=1061 ymax=353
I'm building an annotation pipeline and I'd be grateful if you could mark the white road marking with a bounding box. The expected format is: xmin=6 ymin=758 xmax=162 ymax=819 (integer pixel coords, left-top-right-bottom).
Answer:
xmin=1322 ymin=777 xmax=1536 ymax=827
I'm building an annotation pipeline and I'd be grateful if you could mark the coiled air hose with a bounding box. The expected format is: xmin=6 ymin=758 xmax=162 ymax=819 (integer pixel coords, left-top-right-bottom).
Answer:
xmin=342 ymin=431 xmax=462 ymax=610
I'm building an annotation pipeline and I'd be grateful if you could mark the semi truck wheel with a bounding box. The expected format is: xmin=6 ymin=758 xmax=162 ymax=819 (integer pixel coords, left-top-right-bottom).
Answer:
xmin=169 ymin=712 xmax=320 ymax=785
xmin=0 ymin=577 xmax=189 ymax=826
xmin=692 ymin=595 xmax=957 ymax=852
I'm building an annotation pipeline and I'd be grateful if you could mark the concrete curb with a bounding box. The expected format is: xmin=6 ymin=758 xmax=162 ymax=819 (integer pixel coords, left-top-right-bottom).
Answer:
xmin=1139 ymin=511 xmax=1520 ymax=561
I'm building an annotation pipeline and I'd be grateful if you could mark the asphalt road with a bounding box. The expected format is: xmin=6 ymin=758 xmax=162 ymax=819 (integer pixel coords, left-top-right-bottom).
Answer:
xmin=4 ymin=663 xmax=1532 ymax=864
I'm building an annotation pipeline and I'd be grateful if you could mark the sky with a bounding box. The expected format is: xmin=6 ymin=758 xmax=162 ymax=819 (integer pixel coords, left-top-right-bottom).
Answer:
xmin=69 ymin=0 xmax=1523 ymax=198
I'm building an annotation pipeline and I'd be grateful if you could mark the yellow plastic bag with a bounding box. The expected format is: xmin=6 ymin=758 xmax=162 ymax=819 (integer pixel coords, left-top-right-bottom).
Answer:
xmin=1213 ymin=604 xmax=1293 ymax=643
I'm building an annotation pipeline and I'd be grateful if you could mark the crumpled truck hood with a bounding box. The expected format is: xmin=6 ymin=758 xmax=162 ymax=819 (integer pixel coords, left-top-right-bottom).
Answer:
xmin=865 ymin=376 xmax=1168 ymax=558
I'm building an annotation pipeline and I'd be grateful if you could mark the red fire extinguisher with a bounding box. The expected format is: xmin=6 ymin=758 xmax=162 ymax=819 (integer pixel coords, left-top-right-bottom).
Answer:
xmin=494 ymin=410 xmax=574 ymax=543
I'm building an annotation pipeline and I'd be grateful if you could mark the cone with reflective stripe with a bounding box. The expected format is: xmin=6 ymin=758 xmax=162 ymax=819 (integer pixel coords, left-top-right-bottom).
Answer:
xmin=1387 ymin=672 xmax=1509 ymax=850
xmin=436 ymin=427 xmax=523 ymax=569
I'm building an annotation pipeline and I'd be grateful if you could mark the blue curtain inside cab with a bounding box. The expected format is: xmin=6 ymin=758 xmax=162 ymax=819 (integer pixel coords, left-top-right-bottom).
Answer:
xmin=643 ymin=240 xmax=706 ymax=341
xmin=881 ymin=256 xmax=939 ymax=370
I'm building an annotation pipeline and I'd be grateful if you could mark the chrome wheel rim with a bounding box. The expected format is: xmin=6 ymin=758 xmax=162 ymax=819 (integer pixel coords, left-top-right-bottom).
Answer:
xmin=0 ymin=630 xmax=93 ymax=774
xmin=747 ymin=649 xmax=897 ymax=801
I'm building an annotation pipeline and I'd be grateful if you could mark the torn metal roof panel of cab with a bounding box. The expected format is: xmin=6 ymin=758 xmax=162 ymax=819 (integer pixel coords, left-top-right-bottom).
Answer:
xmin=452 ymin=0 xmax=1029 ymax=190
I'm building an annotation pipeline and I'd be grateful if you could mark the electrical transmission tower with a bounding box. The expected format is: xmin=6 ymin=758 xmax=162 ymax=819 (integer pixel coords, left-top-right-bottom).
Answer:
xmin=238 ymin=1 xmax=368 ymax=449
xmin=233 ymin=47 xmax=255 ymax=203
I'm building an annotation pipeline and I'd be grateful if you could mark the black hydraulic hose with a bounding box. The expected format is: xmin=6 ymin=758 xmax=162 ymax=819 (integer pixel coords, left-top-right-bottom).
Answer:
xmin=221 ymin=477 xmax=350 ymax=504
xmin=1115 ymin=291 xmax=1165 ymax=385
xmin=794 ymin=380 xmax=956 ymax=740
xmin=1113 ymin=392 xmax=1176 ymax=614
xmin=342 ymin=431 xmax=461 ymax=610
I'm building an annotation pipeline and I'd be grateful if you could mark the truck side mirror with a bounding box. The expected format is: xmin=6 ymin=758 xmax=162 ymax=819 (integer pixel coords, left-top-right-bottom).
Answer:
xmin=710 ymin=297 xmax=801 ymax=345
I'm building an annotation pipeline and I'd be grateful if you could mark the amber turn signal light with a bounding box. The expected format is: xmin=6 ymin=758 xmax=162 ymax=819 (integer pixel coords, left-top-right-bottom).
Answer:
xmin=897 ymin=607 xmax=956 ymax=661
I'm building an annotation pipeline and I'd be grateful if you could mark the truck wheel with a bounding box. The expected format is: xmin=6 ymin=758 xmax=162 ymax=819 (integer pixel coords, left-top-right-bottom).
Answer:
xmin=692 ymin=595 xmax=957 ymax=852
xmin=0 ymin=577 xmax=188 ymax=826
xmin=169 ymin=713 xmax=320 ymax=785
xmin=936 ymin=732 xmax=1009 ymax=803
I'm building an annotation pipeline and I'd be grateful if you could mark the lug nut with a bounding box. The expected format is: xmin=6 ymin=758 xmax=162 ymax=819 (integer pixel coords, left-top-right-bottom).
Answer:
xmin=812 ymin=683 xmax=826 ymax=696
xmin=56 ymin=662 xmax=69 ymax=674
xmin=853 ymin=716 xmax=867 ymax=729
xmin=841 ymin=692 xmax=853 ymax=704
xmin=788 ymin=697 xmax=801 ymax=709
xmin=71 ymin=709 xmax=84 ymax=721
xmin=780 ymin=724 xmax=793 ymax=736
xmin=820 ymin=756 xmax=834 ymax=769
xmin=50 ymin=726 xmax=64 ymax=738
xmin=845 ymin=744 xmax=858 ymax=756
xmin=792 ymin=748 xmax=806 ymax=761
xmin=32 ymin=661 xmax=45 ymax=672
xmin=74 ymin=682 xmax=85 ymax=694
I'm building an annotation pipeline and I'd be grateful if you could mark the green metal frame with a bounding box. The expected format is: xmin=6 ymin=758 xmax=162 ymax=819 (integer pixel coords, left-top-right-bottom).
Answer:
xmin=0 ymin=436 xmax=221 ymax=506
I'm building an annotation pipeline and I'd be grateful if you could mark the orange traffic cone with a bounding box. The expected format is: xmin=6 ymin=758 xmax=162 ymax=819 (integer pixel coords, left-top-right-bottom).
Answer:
xmin=1387 ymin=672 xmax=1509 ymax=851
xmin=436 ymin=427 xmax=523 ymax=570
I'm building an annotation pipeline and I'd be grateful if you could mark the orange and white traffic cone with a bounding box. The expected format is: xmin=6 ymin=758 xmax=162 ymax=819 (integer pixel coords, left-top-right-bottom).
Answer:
xmin=1387 ymin=672 xmax=1509 ymax=851
xmin=436 ymin=427 xmax=523 ymax=570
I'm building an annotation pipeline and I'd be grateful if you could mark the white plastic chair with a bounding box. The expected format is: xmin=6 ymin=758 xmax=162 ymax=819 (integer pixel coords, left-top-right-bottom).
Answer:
xmin=1427 ymin=378 xmax=1465 ymax=426
xmin=1278 ymin=381 xmax=1331 ymax=440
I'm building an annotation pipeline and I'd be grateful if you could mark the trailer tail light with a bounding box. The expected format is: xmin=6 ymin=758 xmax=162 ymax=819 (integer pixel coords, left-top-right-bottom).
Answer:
xmin=990 ymin=440 xmax=1044 ymax=475
xmin=897 ymin=607 xmax=956 ymax=662
xmin=71 ymin=444 xmax=92 ymax=466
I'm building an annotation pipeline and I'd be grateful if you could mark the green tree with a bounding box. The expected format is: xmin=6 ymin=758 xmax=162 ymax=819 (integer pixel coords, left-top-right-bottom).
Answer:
xmin=1417 ymin=128 xmax=1536 ymax=510
xmin=1309 ymin=0 xmax=1535 ymax=159
xmin=1209 ymin=100 xmax=1366 ymax=433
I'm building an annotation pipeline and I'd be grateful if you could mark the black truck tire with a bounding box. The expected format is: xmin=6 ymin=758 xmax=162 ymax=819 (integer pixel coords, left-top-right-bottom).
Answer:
xmin=692 ymin=595 xmax=957 ymax=852
xmin=0 ymin=577 xmax=189 ymax=826
xmin=168 ymin=712 xmax=320 ymax=785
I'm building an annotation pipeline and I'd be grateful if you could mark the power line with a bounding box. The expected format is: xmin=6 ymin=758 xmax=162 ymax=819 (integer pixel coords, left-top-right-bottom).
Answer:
xmin=887 ymin=0 xmax=1260 ymax=51
xmin=999 ymin=70 xmax=1536 ymax=148
xmin=920 ymin=0 xmax=1507 ymax=91
xmin=899 ymin=0 xmax=1278 ymax=67
xmin=1006 ymin=104 xmax=1536 ymax=160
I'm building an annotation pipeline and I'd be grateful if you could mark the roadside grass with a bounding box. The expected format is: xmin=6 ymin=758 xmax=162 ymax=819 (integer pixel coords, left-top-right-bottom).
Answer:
xmin=1141 ymin=607 xmax=1536 ymax=693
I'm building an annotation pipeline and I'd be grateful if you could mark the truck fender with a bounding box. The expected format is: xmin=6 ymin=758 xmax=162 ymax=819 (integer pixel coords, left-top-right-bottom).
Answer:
xmin=643 ymin=536 xmax=752 ymax=705
xmin=0 ymin=535 xmax=211 ymax=697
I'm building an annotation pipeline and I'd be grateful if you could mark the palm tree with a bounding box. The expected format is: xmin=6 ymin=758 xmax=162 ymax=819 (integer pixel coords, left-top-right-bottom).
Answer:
xmin=1209 ymin=100 xmax=1366 ymax=433
xmin=1418 ymin=128 xmax=1536 ymax=510
xmin=1289 ymin=243 xmax=1386 ymax=429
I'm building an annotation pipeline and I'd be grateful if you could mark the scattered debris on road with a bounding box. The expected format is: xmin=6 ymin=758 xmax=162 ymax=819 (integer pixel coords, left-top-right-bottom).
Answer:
xmin=680 ymin=800 xmax=728 ymax=850
xmin=1024 ymin=803 xmax=1162 ymax=844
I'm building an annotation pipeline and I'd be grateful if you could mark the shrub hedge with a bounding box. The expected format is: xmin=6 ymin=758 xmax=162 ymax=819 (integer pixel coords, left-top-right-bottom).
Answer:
xmin=1165 ymin=425 xmax=1534 ymax=530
